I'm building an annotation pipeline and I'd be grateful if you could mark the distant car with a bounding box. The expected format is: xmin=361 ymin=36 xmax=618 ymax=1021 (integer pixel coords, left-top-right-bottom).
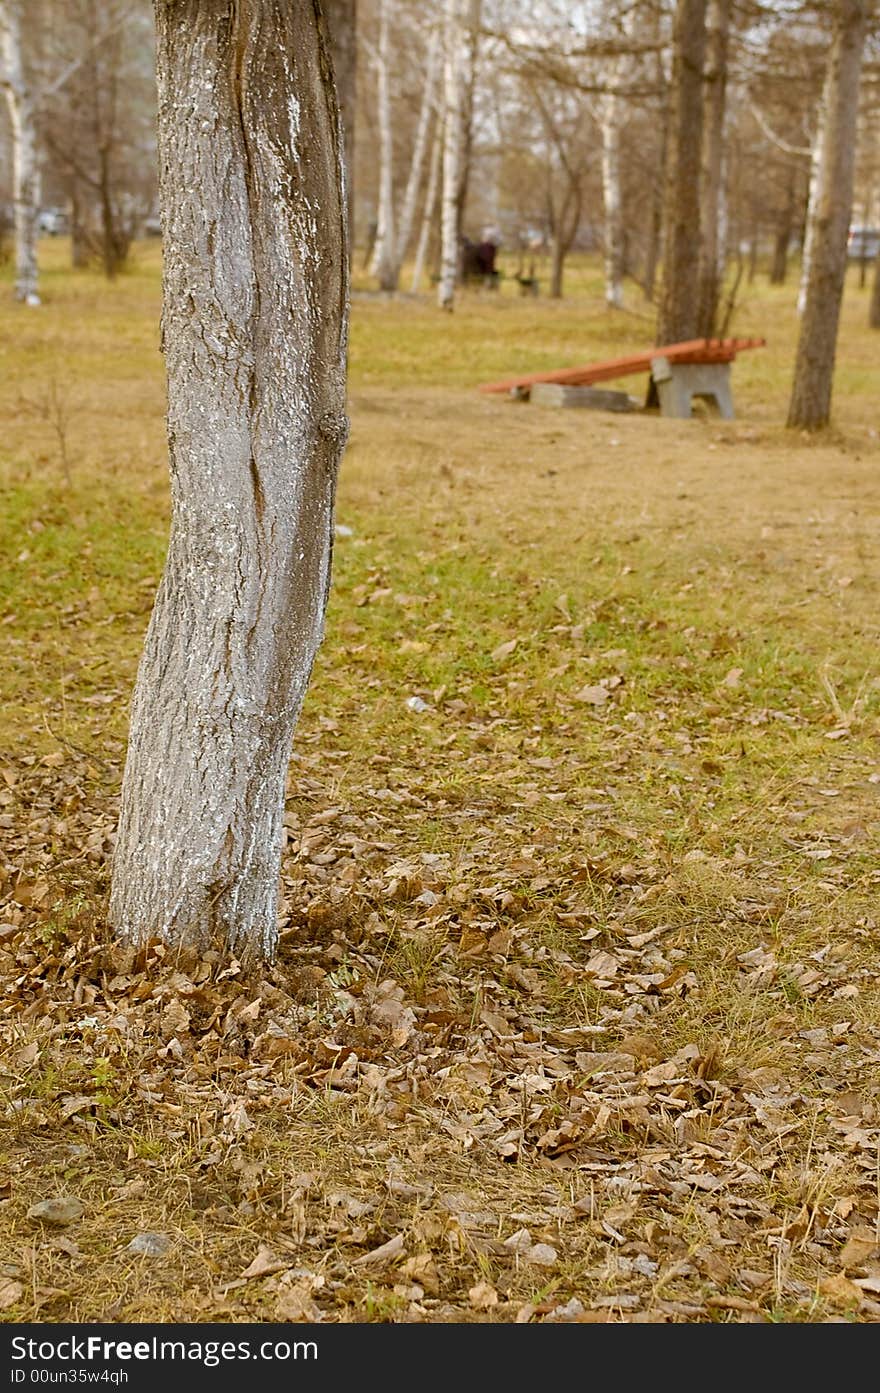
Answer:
xmin=847 ymin=226 xmax=880 ymax=260
xmin=38 ymin=207 xmax=68 ymax=235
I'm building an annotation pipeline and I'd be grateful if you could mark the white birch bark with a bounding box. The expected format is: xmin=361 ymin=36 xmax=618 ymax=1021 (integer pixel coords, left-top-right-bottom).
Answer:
xmin=369 ymin=0 xmax=398 ymax=291
xmin=110 ymin=0 xmax=349 ymax=961
xmin=797 ymin=66 xmax=831 ymax=317
xmin=0 ymin=0 xmax=40 ymax=305
xmin=438 ymin=0 xmax=464 ymax=310
xmin=395 ymin=23 xmax=440 ymax=268
xmin=600 ymin=85 xmax=624 ymax=308
xmin=411 ymin=103 xmax=441 ymax=292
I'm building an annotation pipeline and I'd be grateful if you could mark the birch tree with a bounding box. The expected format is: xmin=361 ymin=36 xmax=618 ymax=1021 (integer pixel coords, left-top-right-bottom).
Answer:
xmin=0 ymin=0 xmax=40 ymax=305
xmin=438 ymin=0 xmax=465 ymax=310
xmin=110 ymin=0 xmax=349 ymax=961
xmin=368 ymin=0 xmax=397 ymax=289
xmin=788 ymin=0 xmax=871 ymax=431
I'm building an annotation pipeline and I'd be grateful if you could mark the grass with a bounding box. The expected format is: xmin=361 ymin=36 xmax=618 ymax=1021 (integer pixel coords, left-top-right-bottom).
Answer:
xmin=1 ymin=239 xmax=880 ymax=1323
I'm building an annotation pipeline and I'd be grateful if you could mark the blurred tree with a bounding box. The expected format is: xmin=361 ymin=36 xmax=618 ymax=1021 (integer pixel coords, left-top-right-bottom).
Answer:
xmin=788 ymin=0 xmax=872 ymax=430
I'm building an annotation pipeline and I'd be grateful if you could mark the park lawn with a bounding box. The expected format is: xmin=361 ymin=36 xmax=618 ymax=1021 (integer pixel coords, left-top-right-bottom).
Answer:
xmin=1 ymin=240 xmax=880 ymax=1322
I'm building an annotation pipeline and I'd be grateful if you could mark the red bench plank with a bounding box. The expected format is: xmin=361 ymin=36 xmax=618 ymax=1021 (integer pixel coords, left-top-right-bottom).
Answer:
xmin=478 ymin=337 xmax=766 ymax=395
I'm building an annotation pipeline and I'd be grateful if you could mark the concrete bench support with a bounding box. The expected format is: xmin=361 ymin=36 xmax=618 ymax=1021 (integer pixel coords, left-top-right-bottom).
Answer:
xmin=530 ymin=383 xmax=637 ymax=412
xmin=650 ymin=356 xmax=735 ymax=419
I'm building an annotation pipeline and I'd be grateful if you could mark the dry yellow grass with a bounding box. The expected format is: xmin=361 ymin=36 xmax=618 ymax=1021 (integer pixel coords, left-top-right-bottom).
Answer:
xmin=1 ymin=241 xmax=880 ymax=1323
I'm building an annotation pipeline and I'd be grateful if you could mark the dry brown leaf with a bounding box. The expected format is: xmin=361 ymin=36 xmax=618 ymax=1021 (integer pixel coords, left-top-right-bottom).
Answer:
xmin=468 ymin=1280 xmax=499 ymax=1309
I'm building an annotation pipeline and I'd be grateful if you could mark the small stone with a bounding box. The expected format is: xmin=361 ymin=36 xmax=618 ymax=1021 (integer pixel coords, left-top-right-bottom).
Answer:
xmin=27 ymin=1197 xmax=84 ymax=1226
xmin=126 ymin=1231 xmax=172 ymax=1257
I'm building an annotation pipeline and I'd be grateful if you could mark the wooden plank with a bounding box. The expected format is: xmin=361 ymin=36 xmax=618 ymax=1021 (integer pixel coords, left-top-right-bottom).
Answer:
xmin=478 ymin=336 xmax=766 ymax=395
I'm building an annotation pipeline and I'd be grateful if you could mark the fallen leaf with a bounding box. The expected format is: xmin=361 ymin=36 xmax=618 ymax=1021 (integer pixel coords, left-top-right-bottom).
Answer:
xmin=468 ymin=1280 xmax=499 ymax=1309
xmin=574 ymin=684 xmax=610 ymax=705
xmin=352 ymin=1233 xmax=406 ymax=1268
xmin=241 ymin=1246 xmax=289 ymax=1281
xmin=0 ymin=1279 xmax=23 ymax=1310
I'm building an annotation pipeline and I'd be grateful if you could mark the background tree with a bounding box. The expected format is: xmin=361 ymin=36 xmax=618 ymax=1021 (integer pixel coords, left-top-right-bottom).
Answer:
xmin=788 ymin=0 xmax=871 ymax=431
xmin=110 ymin=0 xmax=349 ymax=960
xmin=0 ymin=0 xmax=40 ymax=304
xmin=657 ymin=0 xmax=707 ymax=344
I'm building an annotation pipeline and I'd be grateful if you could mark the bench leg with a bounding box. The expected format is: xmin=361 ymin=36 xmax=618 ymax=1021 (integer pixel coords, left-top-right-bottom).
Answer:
xmin=651 ymin=360 xmax=735 ymax=420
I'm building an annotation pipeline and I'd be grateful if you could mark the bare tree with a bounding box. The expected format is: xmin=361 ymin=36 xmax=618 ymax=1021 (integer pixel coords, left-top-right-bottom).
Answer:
xmin=788 ymin=0 xmax=871 ymax=431
xmin=0 ymin=0 xmax=40 ymax=304
xmin=657 ymin=0 xmax=707 ymax=344
xmin=110 ymin=0 xmax=349 ymax=960
xmin=438 ymin=0 xmax=465 ymax=309
xmin=696 ymin=0 xmax=730 ymax=335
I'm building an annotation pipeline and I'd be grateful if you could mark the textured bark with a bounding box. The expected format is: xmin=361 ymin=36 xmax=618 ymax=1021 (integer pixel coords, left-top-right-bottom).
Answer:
xmin=369 ymin=0 xmax=397 ymax=290
xmin=657 ymin=0 xmax=706 ymax=345
xmin=787 ymin=0 xmax=869 ymax=431
xmin=438 ymin=0 xmax=464 ymax=310
xmin=110 ymin=0 xmax=349 ymax=960
xmin=0 ymin=0 xmax=40 ymax=305
xmin=322 ymin=0 xmax=357 ymax=261
xmin=696 ymin=0 xmax=730 ymax=336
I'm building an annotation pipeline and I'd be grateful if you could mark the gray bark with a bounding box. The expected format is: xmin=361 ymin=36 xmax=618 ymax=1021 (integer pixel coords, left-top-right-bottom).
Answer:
xmin=787 ymin=0 xmax=869 ymax=431
xmin=696 ymin=0 xmax=730 ymax=336
xmin=110 ymin=0 xmax=349 ymax=961
xmin=0 ymin=0 xmax=40 ymax=305
xmin=657 ymin=0 xmax=707 ymax=344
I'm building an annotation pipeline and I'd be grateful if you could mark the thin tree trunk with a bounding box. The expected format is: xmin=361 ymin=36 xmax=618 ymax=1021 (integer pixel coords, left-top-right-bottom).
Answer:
xmin=438 ymin=0 xmax=464 ymax=310
xmin=870 ymin=246 xmax=880 ymax=327
xmin=369 ymin=0 xmax=397 ymax=290
xmin=110 ymin=0 xmax=349 ymax=960
xmin=0 ymin=0 xmax=40 ymax=305
xmin=770 ymin=169 xmax=796 ymax=284
xmin=395 ymin=23 xmax=440 ymax=268
xmin=411 ymin=104 xmax=441 ymax=292
xmin=323 ymin=0 xmax=357 ymax=265
xmin=657 ymin=0 xmax=707 ymax=344
xmin=797 ymin=65 xmax=832 ymax=316
xmin=788 ymin=0 xmax=869 ymax=431
xmin=600 ymin=87 xmax=624 ymax=308
xmin=696 ymin=0 xmax=730 ymax=336
xmin=453 ymin=0 xmax=482 ymax=236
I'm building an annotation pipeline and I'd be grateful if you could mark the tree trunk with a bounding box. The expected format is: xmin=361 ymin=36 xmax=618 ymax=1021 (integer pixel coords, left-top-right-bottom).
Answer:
xmin=870 ymin=247 xmax=880 ymax=327
xmin=787 ymin=0 xmax=869 ymax=431
xmin=769 ymin=170 xmax=796 ymax=285
xmin=0 ymin=0 xmax=40 ymax=305
xmin=110 ymin=0 xmax=349 ymax=961
xmin=322 ymin=0 xmax=357 ymax=264
xmin=797 ymin=64 xmax=831 ymax=316
xmin=395 ymin=22 xmax=440 ymax=269
xmin=438 ymin=0 xmax=464 ymax=310
xmin=369 ymin=0 xmax=398 ymax=291
xmin=600 ymin=87 xmax=624 ymax=308
xmin=657 ymin=0 xmax=707 ymax=344
xmin=411 ymin=104 xmax=441 ymax=291
xmin=453 ymin=0 xmax=482 ymax=238
xmin=696 ymin=0 xmax=730 ymax=336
